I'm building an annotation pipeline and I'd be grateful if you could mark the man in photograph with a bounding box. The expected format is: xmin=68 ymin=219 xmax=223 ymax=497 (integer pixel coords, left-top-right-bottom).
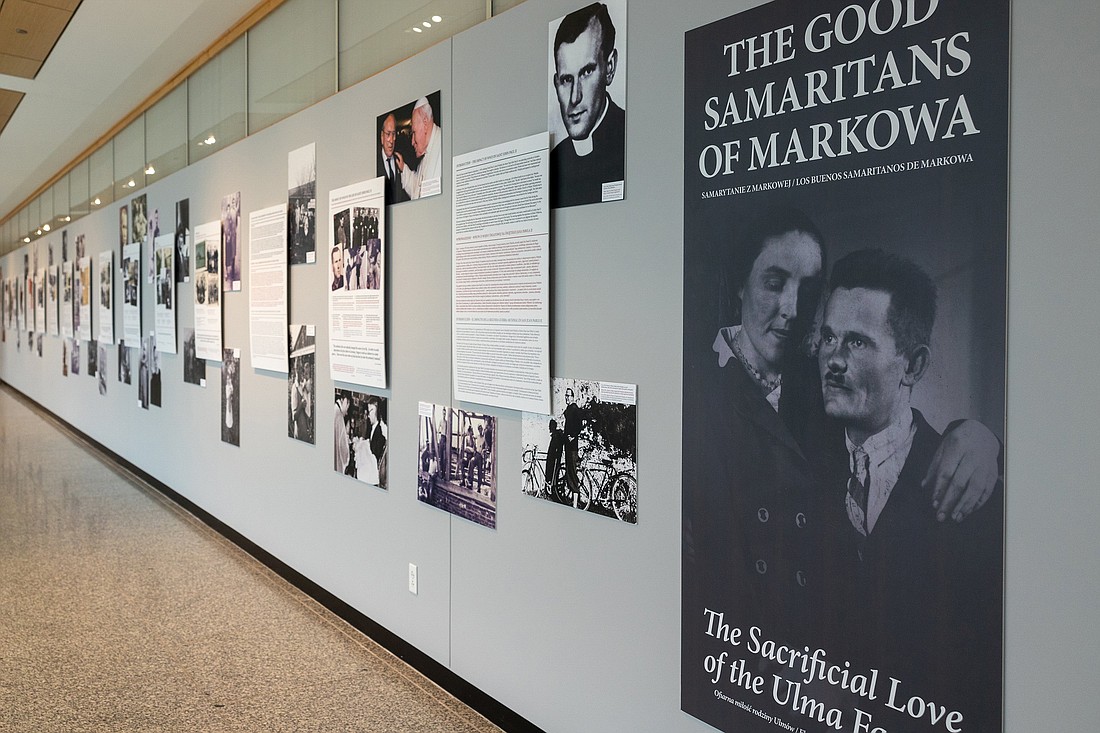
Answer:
xmin=379 ymin=113 xmax=409 ymax=205
xmin=550 ymin=2 xmax=625 ymax=208
xmin=817 ymin=249 xmax=1002 ymax=728
xmin=330 ymin=246 xmax=345 ymax=291
xmin=394 ymin=97 xmax=441 ymax=200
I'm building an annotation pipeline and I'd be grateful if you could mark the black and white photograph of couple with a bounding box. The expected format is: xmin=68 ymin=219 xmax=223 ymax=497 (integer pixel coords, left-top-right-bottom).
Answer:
xmin=288 ymin=324 xmax=316 ymax=444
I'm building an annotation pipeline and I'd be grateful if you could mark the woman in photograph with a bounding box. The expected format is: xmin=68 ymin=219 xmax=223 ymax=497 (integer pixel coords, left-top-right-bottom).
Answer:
xmin=367 ymin=396 xmax=387 ymax=488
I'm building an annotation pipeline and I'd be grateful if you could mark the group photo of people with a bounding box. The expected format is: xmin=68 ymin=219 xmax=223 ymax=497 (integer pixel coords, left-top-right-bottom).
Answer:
xmin=287 ymin=143 xmax=317 ymax=265
xmin=417 ymin=404 xmax=495 ymax=528
xmin=333 ymin=389 xmax=387 ymax=489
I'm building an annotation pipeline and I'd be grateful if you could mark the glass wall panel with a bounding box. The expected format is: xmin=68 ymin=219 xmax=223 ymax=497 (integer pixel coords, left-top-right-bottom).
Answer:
xmin=113 ymin=117 xmax=145 ymax=201
xmin=248 ymin=0 xmax=336 ymax=133
xmin=89 ymin=141 xmax=114 ymax=210
xmin=189 ymin=36 xmax=247 ymax=164
xmin=37 ymin=191 xmax=53 ymax=234
xmin=69 ymin=159 xmax=90 ymax=222
xmin=52 ymin=178 xmax=70 ymax=227
xmin=492 ymin=0 xmax=527 ymax=15
xmin=339 ymin=0 xmax=485 ymax=89
xmin=145 ymin=82 xmax=188 ymax=184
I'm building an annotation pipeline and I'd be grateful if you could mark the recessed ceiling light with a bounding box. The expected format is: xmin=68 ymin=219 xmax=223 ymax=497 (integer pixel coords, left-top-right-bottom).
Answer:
xmin=63 ymin=216 xmax=71 ymax=222
xmin=42 ymin=224 xmax=50 ymax=231
xmin=412 ymin=27 xmax=422 ymax=32
xmin=145 ymin=165 xmax=155 ymax=175
xmin=23 ymin=237 xmax=30 ymax=243
xmin=15 ymin=28 xmax=28 ymax=35
xmin=127 ymin=180 xmax=136 ymax=187
xmin=92 ymin=198 xmax=101 ymax=206
xmin=35 ymin=229 xmax=42 ymax=235
xmin=204 ymin=135 xmax=216 ymax=145
xmin=432 ymin=16 xmax=442 ymax=22
xmin=423 ymin=21 xmax=431 ymax=28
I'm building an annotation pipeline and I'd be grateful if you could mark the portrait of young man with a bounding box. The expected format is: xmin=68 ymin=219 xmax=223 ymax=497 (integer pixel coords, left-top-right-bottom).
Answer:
xmin=547 ymin=1 xmax=627 ymax=209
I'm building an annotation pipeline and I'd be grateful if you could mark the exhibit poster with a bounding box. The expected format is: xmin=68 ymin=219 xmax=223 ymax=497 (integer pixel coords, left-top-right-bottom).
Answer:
xmin=333 ymin=388 xmax=388 ymax=489
xmin=175 ymin=198 xmax=190 ymax=283
xmin=97 ymin=252 xmax=114 ymax=345
xmin=77 ymin=257 xmax=92 ymax=342
xmin=222 ymin=191 xmax=242 ymax=292
xmin=221 ymin=347 xmax=241 ymax=446
xmin=288 ymin=143 xmax=317 ymax=264
xmin=61 ymin=263 xmax=74 ymax=339
xmin=417 ymin=402 xmax=496 ymax=529
xmin=122 ymin=243 xmax=141 ymax=345
xmin=47 ymin=266 xmax=59 ymax=337
xmin=288 ymin=324 xmax=316 ymax=444
xmin=248 ymin=203 xmax=289 ymax=373
xmin=680 ymin=2 xmax=1008 ymax=732
xmin=182 ymin=328 xmax=206 ymax=387
xmin=547 ymin=0 xmax=628 ymax=208
xmin=193 ymin=220 xmax=222 ymax=361
xmin=327 ymin=178 xmax=387 ymax=388
xmin=154 ymin=234 xmax=176 ymax=354
xmin=521 ymin=378 xmax=637 ymax=523
xmin=451 ymin=132 xmax=550 ymax=414
xmin=376 ymin=91 xmax=442 ymax=202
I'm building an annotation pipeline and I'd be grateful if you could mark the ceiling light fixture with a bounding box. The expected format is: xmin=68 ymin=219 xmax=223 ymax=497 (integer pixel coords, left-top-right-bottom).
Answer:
xmin=35 ymin=229 xmax=42 ymax=235
xmin=145 ymin=165 xmax=155 ymax=175
xmin=432 ymin=15 xmax=442 ymax=22
xmin=412 ymin=27 xmax=422 ymax=32
xmin=15 ymin=28 xmax=28 ymax=35
xmin=42 ymin=224 xmax=50 ymax=231
xmin=423 ymin=21 xmax=432 ymax=27
xmin=127 ymin=180 xmax=136 ymax=188
xmin=23 ymin=237 xmax=30 ymax=243
xmin=63 ymin=216 xmax=71 ymax=222
xmin=205 ymin=135 xmax=216 ymax=145
xmin=92 ymin=198 xmax=101 ymax=206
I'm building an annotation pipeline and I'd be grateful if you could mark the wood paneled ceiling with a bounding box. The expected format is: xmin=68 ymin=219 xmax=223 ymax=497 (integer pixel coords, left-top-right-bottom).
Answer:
xmin=0 ymin=0 xmax=82 ymax=134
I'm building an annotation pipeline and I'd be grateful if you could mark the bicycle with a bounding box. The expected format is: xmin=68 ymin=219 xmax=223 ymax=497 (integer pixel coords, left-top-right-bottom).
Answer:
xmin=521 ymin=445 xmax=570 ymax=504
xmin=576 ymin=455 xmax=637 ymax=523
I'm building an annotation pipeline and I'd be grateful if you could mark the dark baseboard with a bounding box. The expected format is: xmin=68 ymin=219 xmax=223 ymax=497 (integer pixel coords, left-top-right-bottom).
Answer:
xmin=2 ymin=382 xmax=544 ymax=733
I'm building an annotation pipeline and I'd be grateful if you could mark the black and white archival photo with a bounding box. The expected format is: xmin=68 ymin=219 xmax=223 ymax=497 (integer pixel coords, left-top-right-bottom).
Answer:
xmin=288 ymin=324 xmax=316 ymax=444
xmin=221 ymin=347 xmax=240 ymax=446
xmin=681 ymin=2 xmax=1008 ymax=732
xmin=349 ymin=206 xmax=381 ymax=290
xmin=87 ymin=338 xmax=97 ymax=377
xmin=70 ymin=338 xmax=80 ymax=375
xmin=521 ymin=378 xmax=638 ymax=523
xmin=417 ymin=403 xmax=496 ymax=529
xmin=182 ymin=328 xmax=206 ymax=387
xmin=175 ymin=198 xmax=190 ymax=282
xmin=138 ymin=335 xmax=152 ymax=409
xmin=333 ymin=388 xmax=388 ymax=490
xmin=288 ymin=143 xmax=317 ymax=264
xmin=118 ymin=340 xmax=131 ymax=384
xmin=130 ymin=195 xmax=147 ymax=246
xmin=376 ymin=91 xmax=442 ymax=202
xmin=548 ymin=0 xmax=628 ymax=208
xmin=97 ymin=343 xmax=108 ymax=395
xmin=222 ymin=191 xmax=241 ymax=291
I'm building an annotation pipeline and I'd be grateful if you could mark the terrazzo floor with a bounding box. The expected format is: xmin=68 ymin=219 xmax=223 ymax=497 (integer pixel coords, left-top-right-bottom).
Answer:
xmin=0 ymin=386 xmax=503 ymax=733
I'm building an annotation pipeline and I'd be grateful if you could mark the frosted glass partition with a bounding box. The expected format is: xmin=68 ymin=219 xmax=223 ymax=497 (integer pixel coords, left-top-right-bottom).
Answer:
xmin=26 ymin=198 xmax=39 ymax=238
xmin=189 ymin=36 xmax=247 ymax=164
xmin=89 ymin=140 xmax=113 ymax=210
xmin=69 ymin=159 xmax=90 ymax=222
xmin=491 ymin=0 xmax=527 ymax=14
xmin=338 ymin=0 xmax=485 ymax=90
xmin=36 ymin=191 xmax=53 ymax=233
xmin=52 ymin=178 xmax=70 ymax=227
xmin=113 ymin=117 xmax=145 ymax=201
xmin=145 ymin=83 xmax=188 ymax=184
xmin=248 ymin=0 xmax=336 ymax=133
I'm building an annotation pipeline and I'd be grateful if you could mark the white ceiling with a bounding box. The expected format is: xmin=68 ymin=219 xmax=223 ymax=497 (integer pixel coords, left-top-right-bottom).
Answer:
xmin=0 ymin=0 xmax=260 ymax=223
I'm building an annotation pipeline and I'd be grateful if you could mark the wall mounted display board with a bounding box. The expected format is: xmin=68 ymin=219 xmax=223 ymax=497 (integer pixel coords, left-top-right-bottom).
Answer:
xmin=681 ymin=0 xmax=1009 ymax=731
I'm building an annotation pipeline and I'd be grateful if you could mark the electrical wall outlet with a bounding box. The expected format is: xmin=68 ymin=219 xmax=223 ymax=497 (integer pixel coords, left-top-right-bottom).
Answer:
xmin=408 ymin=563 xmax=418 ymax=595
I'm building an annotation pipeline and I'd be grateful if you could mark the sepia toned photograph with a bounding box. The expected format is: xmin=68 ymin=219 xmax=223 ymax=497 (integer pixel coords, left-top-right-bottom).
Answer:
xmin=417 ymin=403 xmax=496 ymax=528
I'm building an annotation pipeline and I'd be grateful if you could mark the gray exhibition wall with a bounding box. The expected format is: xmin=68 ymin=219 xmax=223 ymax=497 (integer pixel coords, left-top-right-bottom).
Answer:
xmin=2 ymin=1 xmax=1098 ymax=731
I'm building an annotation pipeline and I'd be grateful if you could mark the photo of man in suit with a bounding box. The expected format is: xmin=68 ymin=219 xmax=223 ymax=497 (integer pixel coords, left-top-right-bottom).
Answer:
xmin=378 ymin=113 xmax=409 ymax=205
xmin=549 ymin=2 xmax=626 ymax=209
xmin=818 ymin=249 xmax=1002 ymax=732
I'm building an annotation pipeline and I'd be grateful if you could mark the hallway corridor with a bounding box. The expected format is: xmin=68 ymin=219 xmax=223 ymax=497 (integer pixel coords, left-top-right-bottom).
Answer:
xmin=0 ymin=386 xmax=502 ymax=732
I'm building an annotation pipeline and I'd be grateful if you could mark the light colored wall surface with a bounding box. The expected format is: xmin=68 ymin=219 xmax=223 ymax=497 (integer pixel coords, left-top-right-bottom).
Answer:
xmin=2 ymin=1 xmax=1098 ymax=731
